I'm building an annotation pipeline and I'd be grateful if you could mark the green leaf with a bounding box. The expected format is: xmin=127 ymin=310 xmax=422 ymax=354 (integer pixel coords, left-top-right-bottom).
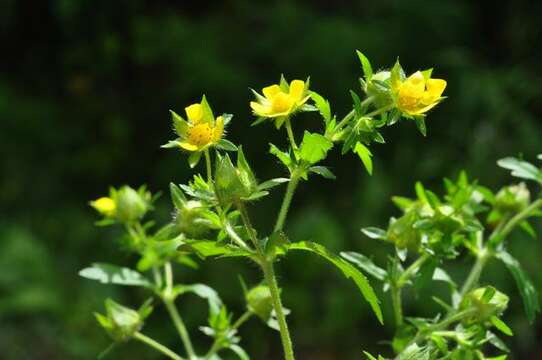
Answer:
xmin=169 ymin=110 xmax=188 ymax=136
xmin=269 ymin=143 xmax=292 ymax=168
xmin=216 ymin=139 xmax=238 ymax=151
xmin=490 ymin=316 xmax=513 ymax=336
xmin=188 ymin=151 xmax=202 ymax=168
xmin=341 ymin=251 xmax=387 ymax=281
xmin=308 ymin=166 xmax=336 ymax=179
xmin=179 ymin=240 xmax=254 ymax=259
xmin=169 ymin=182 xmax=186 ymax=209
xmin=496 ymin=250 xmax=540 ymax=322
xmin=414 ymin=116 xmax=427 ymax=136
xmin=299 ymin=131 xmax=333 ymax=164
xmin=285 ymin=241 xmax=383 ymax=323
xmin=229 ymin=344 xmax=250 ymax=360
xmin=350 ymin=90 xmax=362 ymax=116
xmin=79 ymin=263 xmax=152 ymax=288
xmin=361 ymin=227 xmax=387 ymax=240
xmin=200 ymin=95 xmax=215 ymax=122
xmin=310 ymin=91 xmax=331 ymax=122
xmin=172 ymin=283 xmax=222 ymax=315
xmin=356 ymin=50 xmax=373 ymax=79
xmin=497 ymin=157 xmax=542 ymax=184
xmin=257 ymin=178 xmax=290 ymax=191
xmin=354 ymin=142 xmax=373 ymax=175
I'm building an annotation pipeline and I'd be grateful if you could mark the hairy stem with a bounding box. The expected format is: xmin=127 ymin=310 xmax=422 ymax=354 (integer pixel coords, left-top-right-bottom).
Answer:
xmin=236 ymin=202 xmax=295 ymax=360
xmin=274 ymin=173 xmax=300 ymax=233
xmin=459 ymin=248 xmax=489 ymax=298
xmin=204 ymin=149 xmax=213 ymax=184
xmin=390 ymin=284 xmax=403 ymax=327
xmin=162 ymin=262 xmax=196 ymax=359
xmin=284 ymin=118 xmax=298 ymax=150
xmin=134 ymin=332 xmax=184 ymax=360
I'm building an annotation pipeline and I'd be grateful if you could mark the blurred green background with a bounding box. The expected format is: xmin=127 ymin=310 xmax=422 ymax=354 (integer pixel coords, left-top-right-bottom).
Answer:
xmin=1 ymin=0 xmax=542 ymax=359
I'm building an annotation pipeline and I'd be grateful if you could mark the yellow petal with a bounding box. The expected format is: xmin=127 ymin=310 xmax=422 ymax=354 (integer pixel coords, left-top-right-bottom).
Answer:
xmin=262 ymin=85 xmax=282 ymax=99
xmin=402 ymin=71 xmax=426 ymax=97
xmin=426 ymin=78 xmax=447 ymax=99
xmin=250 ymin=101 xmax=270 ymax=116
xmin=289 ymin=80 xmax=305 ymax=101
xmin=91 ymin=197 xmax=116 ymax=217
xmin=185 ymin=103 xmax=203 ymax=124
xmin=213 ymin=116 xmax=224 ymax=142
xmin=178 ymin=141 xmax=199 ymax=151
xmin=270 ymin=92 xmax=294 ymax=114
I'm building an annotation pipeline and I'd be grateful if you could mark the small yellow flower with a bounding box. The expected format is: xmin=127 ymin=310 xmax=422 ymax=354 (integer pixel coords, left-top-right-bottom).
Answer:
xmin=170 ymin=97 xmax=225 ymax=152
xmin=393 ymin=71 xmax=446 ymax=116
xmin=250 ymin=79 xmax=310 ymax=120
xmin=90 ymin=197 xmax=116 ymax=217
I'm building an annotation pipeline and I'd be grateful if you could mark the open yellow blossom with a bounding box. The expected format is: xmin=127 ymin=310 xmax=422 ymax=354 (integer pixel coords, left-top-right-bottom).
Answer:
xmin=393 ymin=71 xmax=446 ymax=116
xmin=169 ymin=97 xmax=225 ymax=152
xmin=90 ymin=197 xmax=116 ymax=217
xmin=250 ymin=79 xmax=310 ymax=120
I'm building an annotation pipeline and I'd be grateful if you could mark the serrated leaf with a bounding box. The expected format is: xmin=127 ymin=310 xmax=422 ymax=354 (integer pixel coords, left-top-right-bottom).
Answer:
xmin=285 ymin=241 xmax=383 ymax=323
xmin=496 ymin=250 xmax=540 ymax=322
xmin=169 ymin=182 xmax=186 ymax=209
xmin=310 ymin=91 xmax=331 ymax=122
xmin=350 ymin=90 xmax=362 ymax=116
xmin=79 ymin=263 xmax=152 ymax=288
xmin=354 ymin=142 xmax=373 ymax=175
xmin=341 ymin=251 xmax=387 ymax=281
xmin=299 ymin=131 xmax=333 ymax=164
xmin=269 ymin=143 xmax=292 ymax=168
xmin=356 ymin=50 xmax=373 ymax=79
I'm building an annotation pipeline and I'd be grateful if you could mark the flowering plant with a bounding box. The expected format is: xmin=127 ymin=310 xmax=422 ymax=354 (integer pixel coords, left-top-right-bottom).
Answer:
xmin=80 ymin=50 xmax=540 ymax=359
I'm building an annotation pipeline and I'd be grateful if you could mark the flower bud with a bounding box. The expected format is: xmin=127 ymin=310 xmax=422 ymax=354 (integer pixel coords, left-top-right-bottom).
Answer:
xmin=365 ymin=71 xmax=393 ymax=107
xmin=495 ymin=183 xmax=530 ymax=213
xmin=246 ymin=285 xmax=273 ymax=321
xmin=174 ymin=200 xmax=211 ymax=238
xmin=460 ymin=287 xmax=509 ymax=324
xmin=214 ymin=147 xmax=257 ymax=206
xmin=387 ymin=212 xmax=421 ymax=251
xmin=94 ymin=299 xmax=145 ymax=342
xmin=115 ymin=186 xmax=150 ymax=223
xmin=90 ymin=197 xmax=116 ymax=218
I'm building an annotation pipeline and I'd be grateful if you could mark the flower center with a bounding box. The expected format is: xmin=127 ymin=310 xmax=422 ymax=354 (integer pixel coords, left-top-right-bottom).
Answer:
xmin=187 ymin=123 xmax=214 ymax=146
xmin=271 ymin=93 xmax=293 ymax=113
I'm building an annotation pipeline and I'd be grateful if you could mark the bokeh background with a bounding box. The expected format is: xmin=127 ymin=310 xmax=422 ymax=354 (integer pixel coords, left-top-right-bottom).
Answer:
xmin=2 ymin=0 xmax=542 ymax=359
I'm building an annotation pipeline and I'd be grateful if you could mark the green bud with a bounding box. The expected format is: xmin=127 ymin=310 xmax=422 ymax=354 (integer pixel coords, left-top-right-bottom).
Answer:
xmin=214 ymin=147 xmax=258 ymax=206
xmin=115 ymin=186 xmax=150 ymax=222
xmin=387 ymin=212 xmax=421 ymax=251
xmin=94 ymin=299 xmax=148 ymax=342
xmin=365 ymin=70 xmax=393 ymax=107
xmin=246 ymin=284 xmax=273 ymax=321
xmin=434 ymin=205 xmax=464 ymax=233
xmin=461 ymin=287 xmax=509 ymax=324
xmin=174 ymin=200 xmax=211 ymax=238
xmin=495 ymin=183 xmax=530 ymax=213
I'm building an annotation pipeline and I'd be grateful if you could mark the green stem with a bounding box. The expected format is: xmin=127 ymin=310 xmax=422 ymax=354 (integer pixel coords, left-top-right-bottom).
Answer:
xmin=274 ymin=173 xmax=301 ymax=233
xmin=490 ymin=198 xmax=542 ymax=245
xmin=390 ymin=285 xmax=403 ymax=327
xmin=335 ymin=97 xmax=374 ymax=132
xmin=164 ymin=300 xmax=197 ymax=359
xmin=364 ymin=104 xmax=394 ymax=118
xmin=284 ymin=118 xmax=298 ymax=150
xmin=236 ymin=202 xmax=295 ymax=360
xmin=223 ymin=221 xmax=252 ymax=251
xmin=459 ymin=248 xmax=490 ymax=297
xmin=134 ymin=332 xmax=184 ymax=360
xmin=232 ymin=311 xmax=253 ymax=329
xmin=398 ymin=254 xmax=431 ymax=287
xmin=204 ymin=149 xmax=213 ymax=184
xmin=261 ymin=259 xmax=295 ymax=360
xmin=162 ymin=262 xmax=196 ymax=360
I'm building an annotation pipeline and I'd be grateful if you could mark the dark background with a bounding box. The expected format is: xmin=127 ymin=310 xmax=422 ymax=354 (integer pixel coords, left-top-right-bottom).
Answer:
xmin=1 ymin=0 xmax=542 ymax=359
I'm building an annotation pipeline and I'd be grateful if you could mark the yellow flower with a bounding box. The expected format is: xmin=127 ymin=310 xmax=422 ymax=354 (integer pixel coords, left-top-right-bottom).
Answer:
xmin=90 ymin=197 xmax=116 ymax=217
xmin=169 ymin=97 xmax=225 ymax=152
xmin=250 ymin=79 xmax=310 ymax=121
xmin=393 ymin=71 xmax=446 ymax=116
